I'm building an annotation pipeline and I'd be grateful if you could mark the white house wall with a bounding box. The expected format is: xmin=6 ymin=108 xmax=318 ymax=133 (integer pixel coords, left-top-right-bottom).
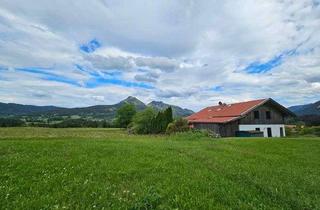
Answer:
xmin=239 ymin=124 xmax=285 ymax=137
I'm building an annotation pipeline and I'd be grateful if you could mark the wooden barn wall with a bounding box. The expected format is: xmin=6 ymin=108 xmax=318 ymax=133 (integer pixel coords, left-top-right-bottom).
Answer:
xmin=239 ymin=102 xmax=285 ymax=125
xmin=193 ymin=121 xmax=239 ymax=137
xmin=219 ymin=121 xmax=239 ymax=137
xmin=193 ymin=123 xmax=220 ymax=135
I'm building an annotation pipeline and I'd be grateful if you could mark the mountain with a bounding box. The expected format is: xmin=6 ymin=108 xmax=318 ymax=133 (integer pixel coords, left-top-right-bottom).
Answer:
xmin=0 ymin=102 xmax=61 ymax=116
xmin=148 ymin=101 xmax=194 ymax=117
xmin=0 ymin=97 xmax=192 ymax=120
xmin=288 ymin=100 xmax=320 ymax=116
xmin=42 ymin=96 xmax=147 ymax=120
xmin=117 ymin=96 xmax=147 ymax=110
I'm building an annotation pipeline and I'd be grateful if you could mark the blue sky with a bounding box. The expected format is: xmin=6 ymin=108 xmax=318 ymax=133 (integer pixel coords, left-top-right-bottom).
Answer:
xmin=0 ymin=0 xmax=319 ymax=110
xmin=243 ymin=48 xmax=298 ymax=74
xmin=80 ymin=39 xmax=102 ymax=53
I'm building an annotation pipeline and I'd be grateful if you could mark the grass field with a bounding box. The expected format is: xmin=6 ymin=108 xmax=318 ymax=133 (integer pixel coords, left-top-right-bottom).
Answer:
xmin=0 ymin=128 xmax=319 ymax=209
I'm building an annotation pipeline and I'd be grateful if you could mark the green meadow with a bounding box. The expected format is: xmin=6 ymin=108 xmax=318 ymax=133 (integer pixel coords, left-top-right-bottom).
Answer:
xmin=0 ymin=128 xmax=319 ymax=209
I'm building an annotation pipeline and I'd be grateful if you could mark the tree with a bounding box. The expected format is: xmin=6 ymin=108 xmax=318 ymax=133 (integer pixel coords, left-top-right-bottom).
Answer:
xmin=115 ymin=103 xmax=136 ymax=128
xmin=149 ymin=107 xmax=173 ymax=134
xmin=130 ymin=108 xmax=156 ymax=134
xmin=164 ymin=107 xmax=173 ymax=128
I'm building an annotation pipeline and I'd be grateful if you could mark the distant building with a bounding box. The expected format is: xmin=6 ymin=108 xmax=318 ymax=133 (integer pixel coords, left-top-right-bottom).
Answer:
xmin=187 ymin=98 xmax=295 ymax=137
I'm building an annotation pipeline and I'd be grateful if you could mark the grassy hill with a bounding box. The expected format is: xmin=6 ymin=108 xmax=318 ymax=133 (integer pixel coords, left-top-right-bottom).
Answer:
xmin=0 ymin=102 xmax=61 ymax=116
xmin=0 ymin=128 xmax=319 ymax=209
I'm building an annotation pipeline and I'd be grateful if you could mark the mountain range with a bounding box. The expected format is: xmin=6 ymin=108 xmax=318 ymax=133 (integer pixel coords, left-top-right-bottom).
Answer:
xmin=288 ymin=100 xmax=320 ymax=116
xmin=1 ymin=97 xmax=319 ymax=120
xmin=0 ymin=96 xmax=194 ymax=120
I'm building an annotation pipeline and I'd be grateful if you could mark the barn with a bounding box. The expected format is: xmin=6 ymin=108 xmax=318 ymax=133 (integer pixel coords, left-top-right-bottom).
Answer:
xmin=187 ymin=98 xmax=295 ymax=137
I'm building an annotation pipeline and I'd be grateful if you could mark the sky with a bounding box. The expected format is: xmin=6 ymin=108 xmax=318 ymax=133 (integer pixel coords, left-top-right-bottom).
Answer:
xmin=0 ymin=0 xmax=319 ymax=111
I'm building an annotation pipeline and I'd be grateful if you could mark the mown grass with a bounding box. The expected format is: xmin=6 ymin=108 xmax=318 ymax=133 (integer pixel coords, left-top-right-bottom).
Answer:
xmin=0 ymin=128 xmax=319 ymax=209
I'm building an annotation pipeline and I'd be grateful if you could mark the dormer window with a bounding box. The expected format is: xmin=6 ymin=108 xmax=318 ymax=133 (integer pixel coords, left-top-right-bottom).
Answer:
xmin=266 ymin=111 xmax=271 ymax=119
xmin=254 ymin=111 xmax=260 ymax=119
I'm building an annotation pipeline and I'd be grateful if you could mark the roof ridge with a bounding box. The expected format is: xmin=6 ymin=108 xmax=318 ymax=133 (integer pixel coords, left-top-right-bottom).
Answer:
xmin=208 ymin=98 xmax=267 ymax=107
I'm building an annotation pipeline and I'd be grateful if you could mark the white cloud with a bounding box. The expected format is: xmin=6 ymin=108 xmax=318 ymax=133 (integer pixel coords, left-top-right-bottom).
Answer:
xmin=0 ymin=0 xmax=319 ymax=110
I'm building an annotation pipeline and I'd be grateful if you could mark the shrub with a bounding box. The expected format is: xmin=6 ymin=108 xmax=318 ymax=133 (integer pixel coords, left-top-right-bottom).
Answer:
xmin=130 ymin=108 xmax=156 ymax=134
xmin=314 ymin=127 xmax=320 ymax=137
xmin=288 ymin=126 xmax=320 ymax=137
xmin=166 ymin=118 xmax=189 ymax=134
xmin=285 ymin=126 xmax=295 ymax=137
xmin=168 ymin=129 xmax=220 ymax=141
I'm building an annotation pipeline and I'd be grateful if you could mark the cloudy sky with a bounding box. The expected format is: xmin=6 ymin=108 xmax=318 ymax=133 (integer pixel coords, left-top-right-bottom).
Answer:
xmin=0 ymin=0 xmax=319 ymax=110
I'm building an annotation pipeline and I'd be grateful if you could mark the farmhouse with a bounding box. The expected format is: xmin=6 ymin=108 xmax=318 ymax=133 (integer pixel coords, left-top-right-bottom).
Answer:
xmin=187 ymin=98 xmax=295 ymax=137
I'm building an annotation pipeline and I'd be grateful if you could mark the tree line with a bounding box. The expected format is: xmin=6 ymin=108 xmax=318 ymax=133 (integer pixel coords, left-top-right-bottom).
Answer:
xmin=0 ymin=103 xmax=189 ymax=133
xmin=0 ymin=118 xmax=115 ymax=128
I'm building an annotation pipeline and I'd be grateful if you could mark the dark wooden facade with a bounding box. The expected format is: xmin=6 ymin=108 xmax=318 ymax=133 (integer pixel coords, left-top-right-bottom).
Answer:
xmin=193 ymin=120 xmax=239 ymax=137
xmin=239 ymin=102 xmax=285 ymax=125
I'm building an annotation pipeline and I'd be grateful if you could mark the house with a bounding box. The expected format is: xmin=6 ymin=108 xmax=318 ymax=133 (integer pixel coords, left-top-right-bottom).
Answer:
xmin=187 ymin=98 xmax=295 ymax=137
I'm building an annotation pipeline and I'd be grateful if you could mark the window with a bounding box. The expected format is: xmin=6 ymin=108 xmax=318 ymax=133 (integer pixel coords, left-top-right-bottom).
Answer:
xmin=255 ymin=128 xmax=260 ymax=131
xmin=254 ymin=111 xmax=260 ymax=119
xmin=266 ymin=111 xmax=271 ymax=119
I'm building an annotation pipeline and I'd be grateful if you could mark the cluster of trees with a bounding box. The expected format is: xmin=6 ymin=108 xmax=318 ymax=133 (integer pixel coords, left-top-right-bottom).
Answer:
xmin=47 ymin=119 xmax=114 ymax=128
xmin=116 ymin=103 xmax=187 ymax=134
xmin=299 ymin=115 xmax=320 ymax=126
xmin=130 ymin=107 xmax=173 ymax=134
xmin=0 ymin=118 xmax=25 ymax=127
xmin=33 ymin=120 xmax=114 ymax=128
xmin=286 ymin=115 xmax=320 ymax=126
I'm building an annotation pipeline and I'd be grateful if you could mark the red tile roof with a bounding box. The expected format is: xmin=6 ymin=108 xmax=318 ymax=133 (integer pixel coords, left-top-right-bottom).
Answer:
xmin=187 ymin=99 xmax=267 ymax=124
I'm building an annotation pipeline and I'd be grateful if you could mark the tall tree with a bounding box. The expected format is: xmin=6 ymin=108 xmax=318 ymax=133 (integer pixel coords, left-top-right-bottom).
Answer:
xmin=131 ymin=107 xmax=156 ymax=134
xmin=152 ymin=107 xmax=173 ymax=134
xmin=115 ymin=103 xmax=136 ymax=128
xmin=164 ymin=107 xmax=173 ymax=125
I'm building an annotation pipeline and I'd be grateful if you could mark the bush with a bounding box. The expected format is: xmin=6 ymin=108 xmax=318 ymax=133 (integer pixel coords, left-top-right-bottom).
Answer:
xmin=168 ymin=129 xmax=220 ymax=141
xmin=299 ymin=126 xmax=320 ymax=137
xmin=287 ymin=126 xmax=320 ymax=137
xmin=130 ymin=108 xmax=156 ymax=134
xmin=285 ymin=126 xmax=295 ymax=137
xmin=166 ymin=118 xmax=189 ymax=134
